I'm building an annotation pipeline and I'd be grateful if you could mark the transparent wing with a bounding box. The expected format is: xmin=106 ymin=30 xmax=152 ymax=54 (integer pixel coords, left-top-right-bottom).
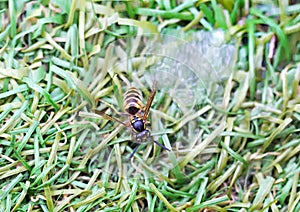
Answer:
xmin=140 ymin=31 xmax=237 ymax=113
xmin=80 ymin=31 xmax=237 ymax=113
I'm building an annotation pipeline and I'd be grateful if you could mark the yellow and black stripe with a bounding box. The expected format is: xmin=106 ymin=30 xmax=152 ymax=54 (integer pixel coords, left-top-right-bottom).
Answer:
xmin=123 ymin=87 xmax=143 ymax=115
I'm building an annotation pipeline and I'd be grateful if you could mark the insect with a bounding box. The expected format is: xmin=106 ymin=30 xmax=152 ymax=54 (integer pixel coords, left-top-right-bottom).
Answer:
xmin=94 ymin=80 xmax=170 ymax=158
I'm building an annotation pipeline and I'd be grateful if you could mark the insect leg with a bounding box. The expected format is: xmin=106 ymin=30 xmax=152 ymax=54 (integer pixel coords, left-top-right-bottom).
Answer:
xmin=129 ymin=144 xmax=141 ymax=159
xmin=151 ymin=137 xmax=170 ymax=151
xmin=96 ymin=99 xmax=127 ymax=117
xmin=93 ymin=109 xmax=130 ymax=127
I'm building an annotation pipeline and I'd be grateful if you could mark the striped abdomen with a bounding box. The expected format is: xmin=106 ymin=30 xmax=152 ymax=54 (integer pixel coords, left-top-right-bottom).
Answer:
xmin=123 ymin=87 xmax=143 ymax=115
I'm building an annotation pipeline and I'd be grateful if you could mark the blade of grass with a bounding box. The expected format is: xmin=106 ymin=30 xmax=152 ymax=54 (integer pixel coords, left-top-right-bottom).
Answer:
xmin=23 ymin=77 xmax=59 ymax=111
xmin=0 ymin=173 xmax=23 ymax=200
xmin=0 ymin=100 xmax=28 ymax=134
xmin=247 ymin=18 xmax=256 ymax=100
xmin=8 ymin=0 xmax=16 ymax=38
xmin=179 ymin=122 xmax=226 ymax=168
xmin=288 ymin=171 xmax=299 ymax=211
xmin=250 ymin=8 xmax=291 ymax=61
xmin=0 ymin=84 xmax=28 ymax=99
xmin=149 ymin=183 xmax=179 ymax=212
xmin=134 ymin=8 xmax=194 ymax=21
xmin=194 ymin=177 xmax=208 ymax=205
xmin=124 ymin=180 xmax=138 ymax=212
xmin=262 ymin=117 xmax=292 ymax=152
xmin=187 ymin=195 xmax=229 ymax=212
xmin=16 ymin=121 xmax=39 ymax=152
xmin=250 ymin=174 xmax=275 ymax=211
xmin=11 ymin=181 xmax=30 ymax=212
xmin=211 ymin=0 xmax=227 ymax=29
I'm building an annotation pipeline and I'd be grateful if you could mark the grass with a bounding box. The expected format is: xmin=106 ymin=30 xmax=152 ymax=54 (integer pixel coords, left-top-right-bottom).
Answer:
xmin=0 ymin=0 xmax=300 ymax=211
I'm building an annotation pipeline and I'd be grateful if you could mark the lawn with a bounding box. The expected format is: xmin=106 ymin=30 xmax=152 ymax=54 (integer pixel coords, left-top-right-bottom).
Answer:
xmin=0 ymin=0 xmax=300 ymax=211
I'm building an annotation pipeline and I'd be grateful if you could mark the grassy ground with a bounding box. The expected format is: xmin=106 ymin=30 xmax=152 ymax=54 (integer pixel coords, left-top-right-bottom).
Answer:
xmin=1 ymin=0 xmax=300 ymax=211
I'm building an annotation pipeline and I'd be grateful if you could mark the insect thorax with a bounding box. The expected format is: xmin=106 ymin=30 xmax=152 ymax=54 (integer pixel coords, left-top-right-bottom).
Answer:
xmin=130 ymin=116 xmax=146 ymax=133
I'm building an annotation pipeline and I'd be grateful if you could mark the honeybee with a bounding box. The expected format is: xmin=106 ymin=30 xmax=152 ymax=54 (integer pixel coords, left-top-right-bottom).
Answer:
xmin=93 ymin=80 xmax=170 ymax=158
